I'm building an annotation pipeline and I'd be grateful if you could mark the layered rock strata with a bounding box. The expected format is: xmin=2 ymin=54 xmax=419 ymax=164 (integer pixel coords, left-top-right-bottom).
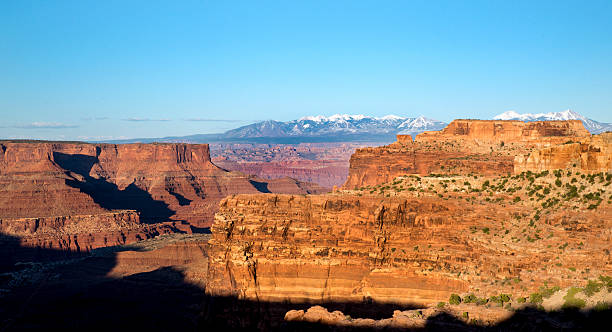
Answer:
xmin=0 ymin=141 xmax=324 ymax=268
xmin=207 ymin=194 xmax=471 ymax=305
xmin=515 ymin=132 xmax=612 ymax=173
xmin=206 ymin=170 xmax=611 ymax=307
xmin=344 ymin=120 xmax=594 ymax=189
xmin=0 ymin=141 xmax=325 ymax=226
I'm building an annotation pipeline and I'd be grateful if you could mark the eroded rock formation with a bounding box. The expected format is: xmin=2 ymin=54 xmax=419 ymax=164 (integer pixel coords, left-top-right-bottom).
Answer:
xmin=206 ymin=169 xmax=611 ymax=308
xmin=207 ymin=194 xmax=472 ymax=305
xmin=515 ymin=132 xmax=612 ymax=173
xmin=344 ymin=120 xmax=596 ymax=189
xmin=0 ymin=141 xmax=325 ymax=267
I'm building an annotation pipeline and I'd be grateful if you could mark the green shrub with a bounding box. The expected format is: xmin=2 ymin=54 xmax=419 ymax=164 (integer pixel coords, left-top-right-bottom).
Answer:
xmin=584 ymin=280 xmax=603 ymax=297
xmin=529 ymin=293 xmax=543 ymax=304
xmin=463 ymin=294 xmax=477 ymax=304
xmin=594 ymin=301 xmax=610 ymax=311
xmin=437 ymin=302 xmax=446 ymax=308
xmin=475 ymin=298 xmax=488 ymax=306
xmin=517 ymin=297 xmax=526 ymax=303
xmin=599 ymin=275 xmax=612 ymax=291
xmin=540 ymin=285 xmax=560 ymax=298
xmin=562 ymin=287 xmax=585 ymax=309
xmin=449 ymin=293 xmax=462 ymax=305
xmin=462 ymin=311 xmax=469 ymax=319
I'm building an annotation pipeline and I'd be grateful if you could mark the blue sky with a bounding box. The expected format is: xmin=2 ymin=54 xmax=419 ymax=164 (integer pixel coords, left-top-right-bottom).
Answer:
xmin=1 ymin=0 xmax=611 ymax=140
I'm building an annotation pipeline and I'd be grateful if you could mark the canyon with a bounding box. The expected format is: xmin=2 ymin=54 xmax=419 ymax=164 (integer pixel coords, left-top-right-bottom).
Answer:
xmin=202 ymin=119 xmax=611 ymax=328
xmin=210 ymin=142 xmax=382 ymax=188
xmin=0 ymin=141 xmax=325 ymax=265
xmin=1 ymin=119 xmax=610 ymax=330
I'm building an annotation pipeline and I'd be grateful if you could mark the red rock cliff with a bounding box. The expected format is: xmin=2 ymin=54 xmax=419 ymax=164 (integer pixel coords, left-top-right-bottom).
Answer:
xmin=344 ymin=120 xmax=593 ymax=189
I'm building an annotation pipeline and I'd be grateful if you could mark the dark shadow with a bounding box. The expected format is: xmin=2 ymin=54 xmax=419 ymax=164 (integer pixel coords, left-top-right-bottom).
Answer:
xmin=2 ymin=232 xmax=611 ymax=332
xmin=168 ymin=190 xmax=192 ymax=206
xmin=190 ymin=226 xmax=211 ymax=234
xmin=0 ymin=232 xmax=205 ymax=332
xmin=199 ymin=295 xmax=612 ymax=331
xmin=53 ymin=152 xmax=176 ymax=223
xmin=249 ymin=179 xmax=271 ymax=193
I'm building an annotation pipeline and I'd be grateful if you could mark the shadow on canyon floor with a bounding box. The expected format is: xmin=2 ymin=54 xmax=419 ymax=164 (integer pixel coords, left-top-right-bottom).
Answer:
xmin=248 ymin=179 xmax=271 ymax=193
xmin=1 ymin=233 xmax=610 ymax=331
xmin=0 ymin=233 xmax=204 ymax=331
xmin=53 ymin=152 xmax=176 ymax=223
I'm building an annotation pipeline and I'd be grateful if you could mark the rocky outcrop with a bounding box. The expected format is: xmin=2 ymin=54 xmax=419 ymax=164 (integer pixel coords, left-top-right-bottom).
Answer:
xmin=417 ymin=119 xmax=590 ymax=143
xmin=514 ymin=132 xmax=612 ymax=173
xmin=344 ymin=120 xmax=594 ymax=188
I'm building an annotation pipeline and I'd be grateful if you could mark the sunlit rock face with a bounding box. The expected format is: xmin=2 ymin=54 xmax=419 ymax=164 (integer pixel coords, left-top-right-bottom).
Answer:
xmin=343 ymin=120 xmax=595 ymax=189
xmin=0 ymin=141 xmax=324 ymax=266
xmin=206 ymin=194 xmax=469 ymax=305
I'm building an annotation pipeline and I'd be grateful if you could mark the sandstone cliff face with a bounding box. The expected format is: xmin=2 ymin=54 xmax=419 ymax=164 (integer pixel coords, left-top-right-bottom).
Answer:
xmin=207 ymin=194 xmax=471 ymax=305
xmin=344 ymin=120 xmax=594 ymax=189
xmin=0 ymin=141 xmax=325 ymax=226
xmin=418 ymin=119 xmax=590 ymax=143
xmin=0 ymin=141 xmax=324 ymax=268
xmin=515 ymin=132 xmax=612 ymax=173
xmin=0 ymin=142 xmax=108 ymax=218
xmin=207 ymin=169 xmax=611 ymax=307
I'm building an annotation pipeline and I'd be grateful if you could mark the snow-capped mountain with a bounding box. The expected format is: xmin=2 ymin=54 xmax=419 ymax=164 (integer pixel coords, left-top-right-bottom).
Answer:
xmin=493 ymin=110 xmax=612 ymax=134
xmin=223 ymin=114 xmax=447 ymax=139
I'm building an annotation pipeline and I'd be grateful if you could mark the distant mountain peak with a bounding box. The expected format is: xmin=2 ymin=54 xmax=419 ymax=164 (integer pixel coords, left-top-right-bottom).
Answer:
xmin=222 ymin=114 xmax=447 ymax=140
xmin=493 ymin=110 xmax=611 ymax=134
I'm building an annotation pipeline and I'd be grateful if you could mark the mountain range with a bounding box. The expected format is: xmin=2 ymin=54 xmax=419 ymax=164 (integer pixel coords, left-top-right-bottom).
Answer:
xmin=106 ymin=115 xmax=447 ymax=144
xmin=103 ymin=110 xmax=610 ymax=144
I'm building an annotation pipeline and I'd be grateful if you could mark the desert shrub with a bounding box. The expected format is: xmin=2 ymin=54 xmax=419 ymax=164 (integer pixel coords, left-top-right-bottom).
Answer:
xmin=562 ymin=287 xmax=586 ymax=309
xmin=482 ymin=227 xmax=490 ymax=234
xmin=529 ymin=293 xmax=543 ymax=304
xmin=599 ymin=275 xmax=612 ymax=291
xmin=540 ymin=285 xmax=560 ymax=298
xmin=449 ymin=294 xmax=462 ymax=305
xmin=437 ymin=302 xmax=445 ymax=308
xmin=517 ymin=297 xmax=526 ymax=303
xmin=463 ymin=294 xmax=477 ymax=303
xmin=462 ymin=311 xmax=469 ymax=319
xmin=475 ymin=298 xmax=488 ymax=306
xmin=513 ymin=196 xmax=521 ymax=203
xmin=584 ymin=280 xmax=603 ymax=297
xmin=594 ymin=301 xmax=610 ymax=311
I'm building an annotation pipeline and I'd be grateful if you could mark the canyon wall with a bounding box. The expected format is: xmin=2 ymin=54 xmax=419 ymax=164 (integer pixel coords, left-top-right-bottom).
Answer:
xmin=344 ymin=120 xmax=596 ymax=189
xmin=514 ymin=132 xmax=612 ymax=173
xmin=207 ymin=194 xmax=472 ymax=305
xmin=206 ymin=175 xmax=611 ymax=307
xmin=210 ymin=142 xmax=376 ymax=188
xmin=0 ymin=141 xmax=325 ymax=268
xmin=417 ymin=119 xmax=590 ymax=143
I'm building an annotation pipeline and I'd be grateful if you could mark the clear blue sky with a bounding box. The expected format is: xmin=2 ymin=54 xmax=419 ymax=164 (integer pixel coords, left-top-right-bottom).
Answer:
xmin=1 ymin=0 xmax=611 ymax=140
